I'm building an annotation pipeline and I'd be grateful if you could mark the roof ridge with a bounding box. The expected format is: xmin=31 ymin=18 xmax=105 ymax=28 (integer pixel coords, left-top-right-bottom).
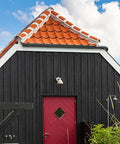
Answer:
xmin=50 ymin=10 xmax=100 ymax=44
xmin=18 ymin=7 xmax=53 ymax=42
xmin=18 ymin=7 xmax=100 ymax=44
xmin=0 ymin=7 xmax=100 ymax=58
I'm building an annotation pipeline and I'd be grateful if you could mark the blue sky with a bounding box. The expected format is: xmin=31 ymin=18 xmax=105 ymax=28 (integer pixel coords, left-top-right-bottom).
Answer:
xmin=0 ymin=0 xmax=60 ymax=35
xmin=0 ymin=0 xmax=115 ymax=36
xmin=0 ymin=0 xmax=120 ymax=63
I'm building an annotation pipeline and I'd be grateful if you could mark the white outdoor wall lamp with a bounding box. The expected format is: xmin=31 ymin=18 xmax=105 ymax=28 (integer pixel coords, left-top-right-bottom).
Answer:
xmin=106 ymin=95 xmax=118 ymax=127
xmin=56 ymin=77 xmax=63 ymax=85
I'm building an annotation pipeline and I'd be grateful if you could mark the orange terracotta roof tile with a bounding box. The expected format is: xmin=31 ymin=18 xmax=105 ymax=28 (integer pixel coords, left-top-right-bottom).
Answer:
xmin=53 ymin=20 xmax=60 ymax=26
xmin=59 ymin=16 xmax=66 ymax=21
xmin=40 ymin=15 xmax=46 ymax=20
xmin=57 ymin=38 xmax=67 ymax=45
xmin=73 ymin=39 xmax=81 ymax=45
xmin=65 ymin=21 xmax=73 ymax=26
xmin=45 ymin=24 xmax=54 ymax=32
xmin=19 ymin=33 xmax=26 ymax=38
xmin=32 ymin=30 xmax=42 ymax=38
xmin=46 ymin=18 xmax=53 ymax=25
xmin=89 ymin=35 xmax=99 ymax=41
xmin=65 ymin=38 xmax=74 ymax=45
xmin=81 ymin=31 xmax=89 ymax=36
xmin=60 ymin=25 xmax=69 ymax=33
xmin=70 ymin=32 xmax=79 ymax=39
xmin=1 ymin=7 xmax=100 ymax=58
xmin=54 ymin=25 xmax=62 ymax=32
xmin=63 ymin=32 xmax=71 ymax=39
xmin=80 ymin=39 xmax=89 ymax=45
xmin=88 ymin=42 xmax=96 ymax=46
xmin=50 ymin=38 xmax=59 ymax=44
xmin=24 ymin=29 xmax=32 ymax=34
xmin=47 ymin=31 xmax=56 ymax=39
xmin=22 ymin=13 xmax=99 ymax=46
xmin=73 ymin=26 xmax=81 ymax=31
xmin=40 ymin=25 xmax=47 ymax=32
xmin=34 ymin=37 xmax=43 ymax=44
xmin=43 ymin=11 xmax=50 ymax=16
xmin=18 ymin=7 xmax=99 ymax=45
xmin=51 ymin=10 xmax=59 ymax=16
xmin=40 ymin=31 xmax=49 ymax=38
xmin=0 ymin=38 xmax=17 ymax=58
xmin=42 ymin=37 xmax=51 ymax=44
xmin=55 ymin=31 xmax=64 ymax=39
xmin=35 ymin=19 xmax=42 ymax=24
xmin=30 ymin=24 xmax=37 ymax=29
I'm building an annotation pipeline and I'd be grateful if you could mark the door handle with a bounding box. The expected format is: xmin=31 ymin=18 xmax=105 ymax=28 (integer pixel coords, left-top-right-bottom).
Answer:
xmin=45 ymin=132 xmax=50 ymax=136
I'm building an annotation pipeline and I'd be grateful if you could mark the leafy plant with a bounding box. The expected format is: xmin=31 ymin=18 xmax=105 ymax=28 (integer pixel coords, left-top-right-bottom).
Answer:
xmin=89 ymin=124 xmax=120 ymax=144
xmin=89 ymin=81 xmax=120 ymax=144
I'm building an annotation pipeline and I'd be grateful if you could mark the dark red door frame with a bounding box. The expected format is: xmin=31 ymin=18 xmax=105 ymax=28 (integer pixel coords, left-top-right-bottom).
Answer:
xmin=40 ymin=95 xmax=78 ymax=144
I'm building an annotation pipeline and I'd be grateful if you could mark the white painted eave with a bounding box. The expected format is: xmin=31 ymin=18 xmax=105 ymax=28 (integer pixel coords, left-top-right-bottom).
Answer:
xmin=0 ymin=43 xmax=120 ymax=75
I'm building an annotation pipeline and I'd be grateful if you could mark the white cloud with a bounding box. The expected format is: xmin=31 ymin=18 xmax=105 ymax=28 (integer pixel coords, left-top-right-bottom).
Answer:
xmin=12 ymin=10 xmax=33 ymax=23
xmin=0 ymin=31 xmax=13 ymax=50
xmin=5 ymin=0 xmax=120 ymax=60
xmin=30 ymin=0 xmax=120 ymax=59
xmin=31 ymin=1 xmax=73 ymax=21
xmin=0 ymin=31 xmax=12 ymax=40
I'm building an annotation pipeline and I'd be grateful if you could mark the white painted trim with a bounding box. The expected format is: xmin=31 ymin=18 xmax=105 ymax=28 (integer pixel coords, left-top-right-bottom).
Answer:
xmin=32 ymin=22 xmax=39 ymax=26
xmin=37 ymin=18 xmax=45 ymax=21
xmin=27 ymin=27 xmax=33 ymax=31
xmin=0 ymin=44 xmax=18 ymax=68
xmin=101 ymin=51 xmax=120 ymax=73
xmin=0 ymin=44 xmax=120 ymax=75
xmin=41 ymin=13 xmax=48 ymax=17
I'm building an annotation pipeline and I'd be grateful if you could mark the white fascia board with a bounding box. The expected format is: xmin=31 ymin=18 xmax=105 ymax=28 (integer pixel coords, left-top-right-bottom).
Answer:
xmin=0 ymin=44 xmax=18 ymax=68
xmin=18 ymin=45 xmax=103 ymax=53
xmin=100 ymin=51 xmax=120 ymax=73
xmin=0 ymin=44 xmax=120 ymax=75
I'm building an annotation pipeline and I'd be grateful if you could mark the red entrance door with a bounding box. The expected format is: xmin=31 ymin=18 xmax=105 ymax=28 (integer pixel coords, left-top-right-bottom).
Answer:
xmin=43 ymin=97 xmax=77 ymax=144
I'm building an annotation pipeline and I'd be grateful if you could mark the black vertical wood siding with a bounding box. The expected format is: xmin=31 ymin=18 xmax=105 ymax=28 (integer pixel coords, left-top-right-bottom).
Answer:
xmin=0 ymin=51 xmax=120 ymax=144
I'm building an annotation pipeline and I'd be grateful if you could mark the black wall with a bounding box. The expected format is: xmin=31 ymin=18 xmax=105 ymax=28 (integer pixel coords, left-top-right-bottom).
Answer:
xmin=0 ymin=51 xmax=120 ymax=144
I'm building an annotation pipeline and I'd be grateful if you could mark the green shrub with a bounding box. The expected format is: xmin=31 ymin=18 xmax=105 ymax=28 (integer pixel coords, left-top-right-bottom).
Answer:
xmin=89 ymin=124 xmax=120 ymax=144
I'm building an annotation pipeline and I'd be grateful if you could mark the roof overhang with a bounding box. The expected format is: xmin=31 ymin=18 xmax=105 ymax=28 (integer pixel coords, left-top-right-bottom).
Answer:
xmin=22 ymin=43 xmax=108 ymax=51
xmin=0 ymin=43 xmax=120 ymax=75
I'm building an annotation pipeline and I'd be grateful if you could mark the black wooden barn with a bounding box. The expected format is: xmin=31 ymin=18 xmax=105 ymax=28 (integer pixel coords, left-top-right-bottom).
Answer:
xmin=0 ymin=7 xmax=120 ymax=144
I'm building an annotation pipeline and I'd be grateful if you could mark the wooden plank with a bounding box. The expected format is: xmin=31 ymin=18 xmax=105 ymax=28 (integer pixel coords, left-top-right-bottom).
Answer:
xmin=88 ymin=54 xmax=95 ymax=122
xmin=115 ymin=72 xmax=120 ymax=122
xmin=107 ymin=63 xmax=115 ymax=126
xmin=42 ymin=52 xmax=47 ymax=94
xmin=74 ymin=53 xmax=82 ymax=144
xmin=60 ymin=53 xmax=68 ymax=95
xmin=95 ymin=54 xmax=102 ymax=124
xmin=108 ymin=64 xmax=115 ymax=94
xmin=25 ymin=52 xmax=33 ymax=144
xmin=46 ymin=53 xmax=54 ymax=94
xmin=0 ymin=110 xmax=21 ymax=133
xmin=10 ymin=52 xmax=18 ymax=143
xmin=81 ymin=53 xmax=88 ymax=121
xmin=53 ymin=53 xmax=61 ymax=94
xmin=32 ymin=52 xmax=37 ymax=144
xmin=18 ymin=52 xmax=26 ymax=144
xmin=101 ymin=57 xmax=108 ymax=126
xmin=0 ymin=102 xmax=34 ymax=110
xmin=67 ymin=53 xmax=74 ymax=94
xmin=39 ymin=52 xmax=43 ymax=144
xmin=0 ymin=66 xmax=4 ymax=143
xmin=3 ymin=60 xmax=11 ymax=142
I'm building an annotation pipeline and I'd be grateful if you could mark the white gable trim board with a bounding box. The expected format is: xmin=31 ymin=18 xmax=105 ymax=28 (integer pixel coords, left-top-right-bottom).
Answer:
xmin=0 ymin=43 xmax=120 ymax=75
